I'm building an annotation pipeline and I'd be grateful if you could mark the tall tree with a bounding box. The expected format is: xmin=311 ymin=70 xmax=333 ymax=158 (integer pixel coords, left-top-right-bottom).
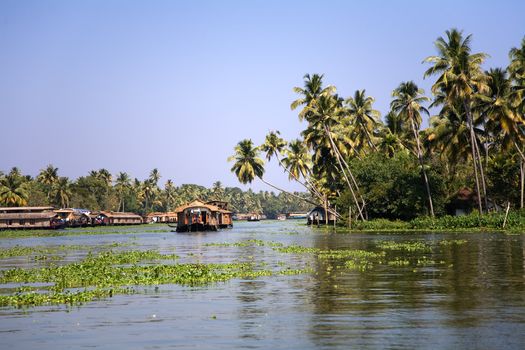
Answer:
xmin=0 ymin=173 xmax=29 ymax=206
xmin=391 ymin=81 xmax=435 ymax=217
xmin=424 ymin=28 xmax=489 ymax=213
xmin=115 ymin=172 xmax=131 ymax=212
xmin=345 ymin=89 xmax=381 ymax=152
xmin=52 ymin=177 xmax=72 ymax=208
xmin=37 ymin=164 xmax=59 ymax=201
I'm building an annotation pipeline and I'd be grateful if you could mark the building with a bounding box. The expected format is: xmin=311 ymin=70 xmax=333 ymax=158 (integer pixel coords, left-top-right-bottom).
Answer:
xmin=174 ymin=199 xmax=233 ymax=232
xmin=54 ymin=208 xmax=92 ymax=227
xmin=0 ymin=207 xmax=62 ymax=229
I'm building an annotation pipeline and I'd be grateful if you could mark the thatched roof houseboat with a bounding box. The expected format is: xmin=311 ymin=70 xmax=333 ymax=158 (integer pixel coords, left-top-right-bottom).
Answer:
xmin=54 ymin=208 xmax=92 ymax=227
xmin=174 ymin=199 xmax=232 ymax=232
xmin=0 ymin=207 xmax=63 ymax=229
xmin=307 ymin=206 xmax=336 ymax=226
xmin=99 ymin=211 xmax=143 ymax=225
xmin=143 ymin=212 xmax=178 ymax=224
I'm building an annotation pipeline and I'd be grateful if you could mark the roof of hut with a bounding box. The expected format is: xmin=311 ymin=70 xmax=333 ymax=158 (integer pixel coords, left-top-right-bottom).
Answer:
xmin=0 ymin=212 xmax=57 ymax=220
xmin=0 ymin=206 xmax=54 ymax=212
xmin=100 ymin=211 xmax=142 ymax=219
xmin=174 ymin=200 xmax=232 ymax=214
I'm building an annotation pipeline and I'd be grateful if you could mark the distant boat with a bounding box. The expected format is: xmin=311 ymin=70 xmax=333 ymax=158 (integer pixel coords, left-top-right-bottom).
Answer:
xmin=247 ymin=214 xmax=260 ymax=222
xmin=277 ymin=214 xmax=286 ymax=221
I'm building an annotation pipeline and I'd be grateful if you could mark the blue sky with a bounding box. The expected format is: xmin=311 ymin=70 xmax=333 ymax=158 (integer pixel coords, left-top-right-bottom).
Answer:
xmin=1 ymin=0 xmax=524 ymax=191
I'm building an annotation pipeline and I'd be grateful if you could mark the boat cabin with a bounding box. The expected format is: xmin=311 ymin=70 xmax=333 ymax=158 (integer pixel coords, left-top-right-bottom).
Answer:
xmin=0 ymin=206 xmax=63 ymax=229
xmin=174 ymin=199 xmax=233 ymax=232
xmin=307 ymin=206 xmax=336 ymax=225
xmin=99 ymin=211 xmax=143 ymax=225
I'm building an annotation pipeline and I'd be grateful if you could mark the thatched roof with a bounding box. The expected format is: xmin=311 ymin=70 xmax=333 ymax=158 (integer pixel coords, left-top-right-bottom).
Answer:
xmin=100 ymin=211 xmax=142 ymax=219
xmin=0 ymin=212 xmax=57 ymax=220
xmin=144 ymin=211 xmax=178 ymax=218
xmin=174 ymin=200 xmax=232 ymax=214
xmin=0 ymin=206 xmax=54 ymax=213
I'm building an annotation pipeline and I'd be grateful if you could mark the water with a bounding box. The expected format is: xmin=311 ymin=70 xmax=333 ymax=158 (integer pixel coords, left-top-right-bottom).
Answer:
xmin=1 ymin=221 xmax=524 ymax=349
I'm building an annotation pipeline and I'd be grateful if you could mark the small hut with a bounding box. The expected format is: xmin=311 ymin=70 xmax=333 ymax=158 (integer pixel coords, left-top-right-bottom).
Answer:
xmin=0 ymin=207 xmax=63 ymax=229
xmin=99 ymin=211 xmax=143 ymax=225
xmin=174 ymin=199 xmax=233 ymax=232
xmin=307 ymin=206 xmax=336 ymax=225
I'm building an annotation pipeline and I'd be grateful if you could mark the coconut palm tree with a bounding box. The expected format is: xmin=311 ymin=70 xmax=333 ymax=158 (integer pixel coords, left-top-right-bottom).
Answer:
xmin=0 ymin=174 xmax=29 ymax=206
xmin=52 ymin=177 xmax=71 ymax=208
xmin=37 ymin=164 xmax=59 ymax=202
xmin=211 ymin=181 xmax=225 ymax=201
xmin=345 ymin=90 xmax=381 ymax=152
xmin=164 ymin=179 xmax=176 ymax=211
xmin=114 ymin=172 xmax=131 ymax=212
xmin=228 ymin=139 xmax=317 ymax=206
xmin=391 ymin=81 xmax=435 ymax=217
xmin=291 ymin=73 xmax=336 ymax=121
xmin=424 ymin=28 xmax=489 ymax=213
xmin=149 ymin=168 xmax=161 ymax=187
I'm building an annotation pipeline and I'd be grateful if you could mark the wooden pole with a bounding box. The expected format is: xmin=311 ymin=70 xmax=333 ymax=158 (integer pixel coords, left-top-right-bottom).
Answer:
xmin=503 ymin=202 xmax=511 ymax=229
xmin=348 ymin=206 xmax=352 ymax=229
xmin=333 ymin=205 xmax=337 ymax=230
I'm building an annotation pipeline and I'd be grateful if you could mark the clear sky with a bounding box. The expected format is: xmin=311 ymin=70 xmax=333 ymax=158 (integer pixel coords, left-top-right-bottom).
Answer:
xmin=1 ymin=0 xmax=524 ymax=191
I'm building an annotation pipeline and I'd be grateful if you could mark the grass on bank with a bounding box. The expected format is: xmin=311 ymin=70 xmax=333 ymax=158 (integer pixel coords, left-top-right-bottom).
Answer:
xmin=336 ymin=210 xmax=525 ymax=233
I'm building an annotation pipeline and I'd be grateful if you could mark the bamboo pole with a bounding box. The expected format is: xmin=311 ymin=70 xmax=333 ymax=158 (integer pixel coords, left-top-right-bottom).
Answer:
xmin=503 ymin=202 xmax=511 ymax=229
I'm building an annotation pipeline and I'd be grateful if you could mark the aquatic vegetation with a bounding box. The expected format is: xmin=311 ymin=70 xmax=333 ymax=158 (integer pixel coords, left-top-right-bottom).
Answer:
xmin=439 ymin=239 xmax=467 ymax=246
xmin=376 ymin=241 xmax=432 ymax=252
xmin=0 ymin=242 xmax=131 ymax=259
xmin=274 ymin=244 xmax=319 ymax=254
xmin=205 ymin=239 xmax=284 ymax=248
xmin=387 ymin=258 xmax=411 ymax=266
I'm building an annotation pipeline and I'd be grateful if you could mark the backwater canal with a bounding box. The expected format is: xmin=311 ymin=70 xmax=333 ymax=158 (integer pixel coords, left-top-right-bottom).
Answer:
xmin=1 ymin=221 xmax=524 ymax=349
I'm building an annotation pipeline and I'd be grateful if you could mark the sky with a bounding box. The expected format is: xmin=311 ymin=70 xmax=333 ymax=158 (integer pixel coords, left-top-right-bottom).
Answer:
xmin=1 ymin=0 xmax=524 ymax=192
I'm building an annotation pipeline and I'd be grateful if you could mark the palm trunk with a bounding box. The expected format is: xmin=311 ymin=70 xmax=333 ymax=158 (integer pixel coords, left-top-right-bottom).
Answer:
xmin=324 ymin=125 xmax=366 ymax=221
xmin=259 ymin=177 xmax=318 ymax=207
xmin=520 ymin=159 xmax=525 ymax=209
xmin=275 ymin=156 xmax=325 ymax=205
xmin=473 ymin=138 xmax=489 ymax=211
xmin=410 ymin=117 xmax=435 ymax=217
xmin=326 ymin=126 xmax=368 ymax=219
xmin=464 ymin=102 xmax=483 ymax=214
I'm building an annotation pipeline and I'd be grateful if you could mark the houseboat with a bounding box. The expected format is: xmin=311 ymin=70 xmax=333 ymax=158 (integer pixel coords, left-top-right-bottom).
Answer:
xmin=143 ymin=212 xmax=178 ymax=224
xmin=98 ymin=211 xmax=143 ymax=225
xmin=307 ymin=206 xmax=336 ymax=226
xmin=54 ymin=208 xmax=92 ymax=227
xmin=0 ymin=206 xmax=64 ymax=230
xmin=174 ymin=199 xmax=233 ymax=232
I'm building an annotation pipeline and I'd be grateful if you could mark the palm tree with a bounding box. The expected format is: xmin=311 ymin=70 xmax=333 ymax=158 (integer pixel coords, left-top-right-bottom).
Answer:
xmin=37 ymin=164 xmax=59 ymax=202
xmin=0 ymin=174 xmax=29 ymax=206
xmin=149 ymin=168 xmax=161 ymax=186
xmin=424 ymin=28 xmax=489 ymax=213
xmin=114 ymin=172 xmax=131 ymax=212
xmin=345 ymin=89 xmax=381 ymax=152
xmin=291 ymin=73 xmax=336 ymax=121
xmin=52 ymin=177 xmax=71 ymax=208
xmin=302 ymin=93 xmax=367 ymax=220
xmin=211 ymin=181 xmax=225 ymax=201
xmin=391 ymin=81 xmax=434 ymax=217
xmin=164 ymin=179 xmax=176 ymax=211
xmin=228 ymin=139 xmax=317 ymax=205
xmin=96 ymin=169 xmax=112 ymax=187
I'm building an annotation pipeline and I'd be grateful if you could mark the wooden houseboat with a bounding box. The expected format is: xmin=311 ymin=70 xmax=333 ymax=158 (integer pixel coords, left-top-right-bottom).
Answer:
xmin=99 ymin=211 xmax=143 ymax=225
xmin=174 ymin=199 xmax=233 ymax=232
xmin=307 ymin=206 xmax=336 ymax=226
xmin=54 ymin=208 xmax=92 ymax=227
xmin=0 ymin=206 xmax=64 ymax=230
xmin=143 ymin=212 xmax=178 ymax=224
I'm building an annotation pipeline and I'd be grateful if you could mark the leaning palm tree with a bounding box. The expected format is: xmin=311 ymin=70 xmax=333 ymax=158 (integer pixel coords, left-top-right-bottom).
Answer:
xmin=424 ymin=28 xmax=489 ymax=213
xmin=391 ymin=81 xmax=434 ymax=217
xmin=228 ymin=139 xmax=317 ymax=205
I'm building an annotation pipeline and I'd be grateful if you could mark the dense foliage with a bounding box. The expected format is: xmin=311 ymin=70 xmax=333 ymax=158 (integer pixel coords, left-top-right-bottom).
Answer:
xmin=0 ymin=167 xmax=311 ymax=217
xmin=229 ymin=29 xmax=525 ymax=223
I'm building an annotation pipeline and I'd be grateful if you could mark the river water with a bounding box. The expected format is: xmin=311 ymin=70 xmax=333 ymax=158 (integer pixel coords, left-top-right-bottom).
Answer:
xmin=1 ymin=221 xmax=524 ymax=349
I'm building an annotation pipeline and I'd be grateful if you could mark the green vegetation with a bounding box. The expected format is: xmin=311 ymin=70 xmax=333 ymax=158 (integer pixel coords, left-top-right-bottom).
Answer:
xmin=0 ymin=167 xmax=310 ymax=218
xmin=227 ymin=30 xmax=525 ymax=227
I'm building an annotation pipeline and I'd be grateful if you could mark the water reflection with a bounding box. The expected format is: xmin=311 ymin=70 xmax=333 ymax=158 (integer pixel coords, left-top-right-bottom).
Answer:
xmin=0 ymin=222 xmax=524 ymax=349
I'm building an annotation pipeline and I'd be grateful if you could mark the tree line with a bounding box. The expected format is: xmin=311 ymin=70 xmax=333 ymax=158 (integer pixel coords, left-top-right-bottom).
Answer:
xmin=229 ymin=29 xmax=525 ymax=221
xmin=0 ymin=166 xmax=311 ymax=217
